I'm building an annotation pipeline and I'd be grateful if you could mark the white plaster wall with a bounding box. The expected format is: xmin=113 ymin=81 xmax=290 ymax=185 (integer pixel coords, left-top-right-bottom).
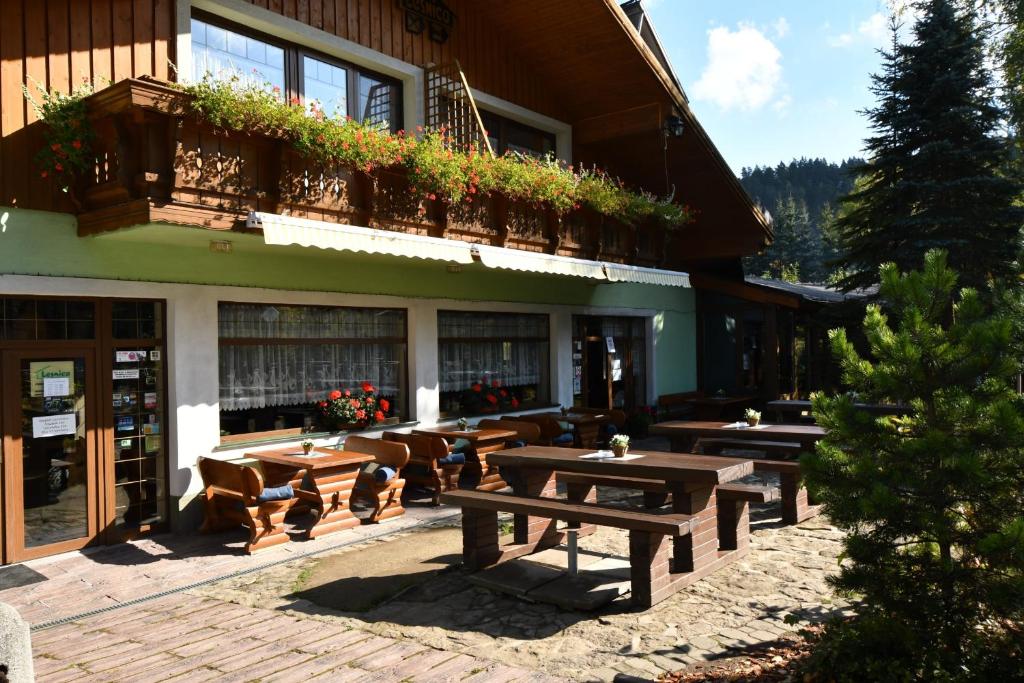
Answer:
xmin=0 ymin=274 xmax=659 ymax=508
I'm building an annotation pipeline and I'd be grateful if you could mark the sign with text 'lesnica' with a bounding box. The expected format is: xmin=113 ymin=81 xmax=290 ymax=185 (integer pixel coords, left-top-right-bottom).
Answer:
xmin=399 ymin=0 xmax=455 ymax=43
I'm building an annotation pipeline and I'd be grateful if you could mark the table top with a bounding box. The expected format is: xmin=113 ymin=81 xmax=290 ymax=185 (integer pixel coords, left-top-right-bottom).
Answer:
xmin=539 ymin=412 xmax=609 ymax=425
xmin=412 ymin=426 xmax=518 ymax=442
xmin=686 ymin=395 xmax=756 ymax=406
xmin=246 ymin=446 xmax=375 ymax=470
xmin=766 ymin=399 xmax=908 ymax=416
xmin=650 ymin=420 xmax=826 ymax=442
xmin=487 ymin=445 xmax=754 ymax=485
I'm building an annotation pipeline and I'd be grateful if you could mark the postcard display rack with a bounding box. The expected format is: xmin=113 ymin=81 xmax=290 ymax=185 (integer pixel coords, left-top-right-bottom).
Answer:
xmin=111 ymin=344 xmax=166 ymax=530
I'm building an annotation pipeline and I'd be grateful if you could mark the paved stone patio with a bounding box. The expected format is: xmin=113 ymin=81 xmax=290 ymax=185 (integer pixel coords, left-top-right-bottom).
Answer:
xmin=12 ymin=438 xmax=850 ymax=682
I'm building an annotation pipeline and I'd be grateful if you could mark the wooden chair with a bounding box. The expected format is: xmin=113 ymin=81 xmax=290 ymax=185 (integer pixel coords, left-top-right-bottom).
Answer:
xmin=344 ymin=436 xmax=411 ymax=523
xmin=657 ymin=391 xmax=702 ymax=421
xmin=510 ymin=414 xmax=573 ymax=446
xmin=477 ymin=419 xmax=543 ymax=445
xmin=383 ymin=431 xmax=459 ymax=505
xmin=197 ymin=457 xmax=305 ymax=554
xmin=569 ymin=407 xmax=627 ymax=445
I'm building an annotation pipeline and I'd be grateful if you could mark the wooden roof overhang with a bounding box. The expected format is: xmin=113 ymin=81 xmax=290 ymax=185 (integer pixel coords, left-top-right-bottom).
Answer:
xmin=479 ymin=1 xmax=772 ymax=265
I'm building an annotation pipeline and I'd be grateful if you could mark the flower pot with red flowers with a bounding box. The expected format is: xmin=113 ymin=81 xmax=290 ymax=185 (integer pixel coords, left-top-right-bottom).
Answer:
xmin=317 ymin=382 xmax=390 ymax=431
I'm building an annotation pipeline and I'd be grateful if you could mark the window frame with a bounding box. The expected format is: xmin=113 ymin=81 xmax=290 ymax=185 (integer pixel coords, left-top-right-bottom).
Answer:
xmin=191 ymin=10 xmax=404 ymax=131
xmin=216 ymin=300 xmax=411 ymax=442
xmin=479 ymin=109 xmax=558 ymax=158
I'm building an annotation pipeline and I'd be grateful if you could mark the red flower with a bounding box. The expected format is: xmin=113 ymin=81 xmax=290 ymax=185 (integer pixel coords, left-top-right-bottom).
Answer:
xmin=318 ymin=401 xmax=327 ymax=408
xmin=362 ymin=382 xmax=375 ymax=393
xmin=485 ymin=394 xmax=498 ymax=405
xmin=344 ymin=390 xmax=351 ymax=397
xmin=329 ymin=390 xmax=342 ymax=400
xmin=350 ymin=399 xmax=360 ymax=408
xmin=290 ymin=96 xmax=300 ymax=105
xmin=471 ymin=384 xmax=483 ymax=393
xmin=355 ymin=409 xmax=367 ymax=421
xmin=374 ymin=410 xmax=385 ymax=422
xmin=71 ymin=140 xmax=82 ymax=150
xmin=54 ymin=163 xmax=63 ymax=172
xmin=50 ymin=143 xmax=61 ymax=152
xmin=380 ymin=399 xmax=390 ymax=412
xmin=491 ymin=380 xmax=501 ymax=388
xmin=40 ymin=171 xmax=48 ymax=178
xmin=510 ymin=398 xmax=520 ymax=408
xmin=499 ymin=389 xmax=508 ymax=397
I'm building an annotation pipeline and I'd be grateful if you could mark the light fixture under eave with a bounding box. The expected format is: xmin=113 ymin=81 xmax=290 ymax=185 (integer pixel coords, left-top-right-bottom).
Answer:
xmin=447 ymin=263 xmax=462 ymax=274
xmin=209 ymin=240 xmax=233 ymax=254
xmin=663 ymin=114 xmax=685 ymax=138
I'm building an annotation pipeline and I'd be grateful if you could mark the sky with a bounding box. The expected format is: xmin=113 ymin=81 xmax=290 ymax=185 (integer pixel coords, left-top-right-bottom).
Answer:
xmin=642 ymin=0 xmax=909 ymax=173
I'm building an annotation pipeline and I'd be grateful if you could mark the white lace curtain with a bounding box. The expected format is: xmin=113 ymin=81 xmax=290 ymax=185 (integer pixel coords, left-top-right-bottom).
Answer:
xmin=438 ymin=340 xmax=548 ymax=393
xmin=219 ymin=303 xmax=406 ymax=340
xmin=219 ymin=342 xmax=404 ymax=410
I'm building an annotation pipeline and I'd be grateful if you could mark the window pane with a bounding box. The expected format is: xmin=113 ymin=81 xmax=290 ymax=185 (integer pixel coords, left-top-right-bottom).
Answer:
xmin=303 ymin=55 xmax=348 ymax=118
xmin=358 ymin=73 xmax=396 ymax=130
xmin=190 ymin=17 xmax=285 ymax=92
xmin=218 ymin=304 xmax=407 ymax=436
xmin=437 ymin=311 xmax=550 ymax=416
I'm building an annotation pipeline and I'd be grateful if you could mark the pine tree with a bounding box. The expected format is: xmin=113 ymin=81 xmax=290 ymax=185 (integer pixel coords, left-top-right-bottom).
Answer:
xmin=834 ymin=1 xmax=1023 ymax=292
xmin=745 ymin=195 xmax=822 ymax=281
xmin=802 ymin=250 xmax=1024 ymax=680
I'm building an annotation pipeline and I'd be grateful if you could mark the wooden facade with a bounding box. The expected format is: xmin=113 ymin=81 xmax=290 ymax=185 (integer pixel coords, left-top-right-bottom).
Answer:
xmin=0 ymin=0 xmax=770 ymax=266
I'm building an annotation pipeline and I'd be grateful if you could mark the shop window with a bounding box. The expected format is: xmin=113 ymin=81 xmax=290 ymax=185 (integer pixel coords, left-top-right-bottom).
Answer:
xmin=191 ymin=12 xmax=403 ymax=131
xmin=438 ymin=311 xmax=550 ymax=416
xmin=218 ymin=303 xmax=407 ymax=439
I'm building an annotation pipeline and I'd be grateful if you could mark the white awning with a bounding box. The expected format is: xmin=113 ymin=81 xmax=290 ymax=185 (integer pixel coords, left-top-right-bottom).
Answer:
xmin=603 ymin=262 xmax=691 ymax=287
xmin=473 ymin=244 xmax=608 ymax=279
xmin=250 ymin=211 xmax=474 ymax=264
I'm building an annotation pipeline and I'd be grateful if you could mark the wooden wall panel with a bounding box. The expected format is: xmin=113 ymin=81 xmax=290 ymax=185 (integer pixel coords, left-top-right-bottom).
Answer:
xmin=1 ymin=0 xmax=175 ymax=211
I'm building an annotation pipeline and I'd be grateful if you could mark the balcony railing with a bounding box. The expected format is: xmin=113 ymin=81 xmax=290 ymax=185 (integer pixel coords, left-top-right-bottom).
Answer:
xmin=76 ymin=78 xmax=672 ymax=268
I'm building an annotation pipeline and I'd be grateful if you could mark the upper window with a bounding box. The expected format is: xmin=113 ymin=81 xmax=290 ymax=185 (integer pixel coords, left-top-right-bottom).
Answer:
xmin=438 ymin=311 xmax=551 ymax=417
xmin=218 ymin=303 xmax=407 ymax=439
xmin=480 ymin=110 xmax=557 ymax=158
xmin=191 ymin=13 xmax=403 ymax=131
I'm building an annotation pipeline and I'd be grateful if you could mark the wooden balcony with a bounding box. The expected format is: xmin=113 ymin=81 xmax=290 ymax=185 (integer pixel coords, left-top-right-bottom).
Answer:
xmin=76 ymin=78 xmax=673 ymax=269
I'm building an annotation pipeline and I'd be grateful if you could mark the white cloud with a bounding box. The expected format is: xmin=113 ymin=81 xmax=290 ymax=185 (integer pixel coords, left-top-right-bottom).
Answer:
xmin=771 ymin=17 xmax=790 ymax=40
xmin=772 ymin=94 xmax=792 ymax=113
xmin=692 ymin=23 xmax=784 ymax=112
xmin=828 ymin=12 xmax=890 ymax=48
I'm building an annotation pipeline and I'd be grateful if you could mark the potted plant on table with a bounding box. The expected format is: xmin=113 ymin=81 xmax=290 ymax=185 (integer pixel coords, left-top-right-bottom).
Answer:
xmin=301 ymin=439 xmax=315 ymax=455
xmin=744 ymin=408 xmax=761 ymax=427
xmin=610 ymin=434 xmax=630 ymax=458
xmin=457 ymin=417 xmax=470 ymax=432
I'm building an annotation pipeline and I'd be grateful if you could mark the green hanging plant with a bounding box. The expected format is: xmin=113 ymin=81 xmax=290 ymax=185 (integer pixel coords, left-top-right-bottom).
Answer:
xmin=22 ymin=79 xmax=96 ymax=194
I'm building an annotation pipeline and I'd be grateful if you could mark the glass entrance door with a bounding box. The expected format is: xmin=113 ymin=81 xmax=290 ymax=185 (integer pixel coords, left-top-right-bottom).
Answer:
xmin=2 ymin=350 xmax=97 ymax=561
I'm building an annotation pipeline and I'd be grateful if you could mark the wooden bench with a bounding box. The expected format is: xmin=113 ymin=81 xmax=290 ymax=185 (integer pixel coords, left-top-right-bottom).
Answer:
xmin=339 ymin=436 xmax=410 ymax=524
xmin=509 ymin=414 xmax=574 ymax=446
xmin=477 ymin=419 xmax=543 ymax=446
xmin=440 ymin=489 xmax=696 ymax=608
xmin=198 ymin=457 xmax=306 ymax=553
xmin=556 ymin=472 xmax=778 ymax=552
xmin=697 ymin=438 xmax=804 ymax=459
xmin=657 ymin=391 xmax=702 ymax=421
xmin=383 ymin=432 xmax=459 ymax=505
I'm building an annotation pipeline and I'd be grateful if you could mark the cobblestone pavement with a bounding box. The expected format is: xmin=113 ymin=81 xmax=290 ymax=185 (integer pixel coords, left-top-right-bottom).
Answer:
xmin=32 ymin=595 xmax=556 ymax=682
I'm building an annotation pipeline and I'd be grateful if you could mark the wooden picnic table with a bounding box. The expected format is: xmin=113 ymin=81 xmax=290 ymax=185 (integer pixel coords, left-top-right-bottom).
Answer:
xmin=412 ymin=426 xmax=518 ymax=490
xmin=766 ymin=399 xmax=909 ymax=423
xmin=649 ymin=420 xmax=826 ymax=453
xmin=684 ymin=395 xmax=757 ymax=420
xmin=538 ymin=411 xmax=610 ymax=448
xmin=478 ymin=445 xmax=756 ymax=605
xmin=246 ymin=446 xmax=374 ymax=539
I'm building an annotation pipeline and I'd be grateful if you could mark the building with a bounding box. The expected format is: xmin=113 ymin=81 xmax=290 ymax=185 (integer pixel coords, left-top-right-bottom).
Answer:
xmin=0 ymin=0 xmax=769 ymax=563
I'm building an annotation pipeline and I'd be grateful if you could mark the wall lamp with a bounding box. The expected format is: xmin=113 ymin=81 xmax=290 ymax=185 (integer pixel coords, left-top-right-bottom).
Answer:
xmin=663 ymin=115 xmax=685 ymax=138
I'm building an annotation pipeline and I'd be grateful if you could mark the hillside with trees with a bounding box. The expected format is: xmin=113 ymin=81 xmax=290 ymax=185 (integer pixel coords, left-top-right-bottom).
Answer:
xmin=739 ymin=158 xmax=862 ymax=283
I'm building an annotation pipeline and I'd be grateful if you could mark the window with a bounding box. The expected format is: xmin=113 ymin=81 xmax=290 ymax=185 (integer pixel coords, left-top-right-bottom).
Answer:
xmin=438 ymin=311 xmax=550 ymax=416
xmin=218 ymin=303 xmax=407 ymax=438
xmin=0 ymin=298 xmax=95 ymax=340
xmin=191 ymin=13 xmax=403 ymax=131
xmin=480 ymin=110 xmax=557 ymax=158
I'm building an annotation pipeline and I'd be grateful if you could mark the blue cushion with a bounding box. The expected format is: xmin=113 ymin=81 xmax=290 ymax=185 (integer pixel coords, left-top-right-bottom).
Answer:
xmin=374 ymin=466 xmax=397 ymax=483
xmin=557 ymin=421 xmax=572 ymax=432
xmin=438 ymin=452 xmax=466 ymax=466
xmin=508 ymin=440 xmax=527 ymax=448
xmin=452 ymin=438 xmax=471 ymax=451
xmin=553 ymin=432 xmax=575 ymax=445
xmin=256 ymin=483 xmax=294 ymax=504
xmin=605 ymin=424 xmax=619 ymax=436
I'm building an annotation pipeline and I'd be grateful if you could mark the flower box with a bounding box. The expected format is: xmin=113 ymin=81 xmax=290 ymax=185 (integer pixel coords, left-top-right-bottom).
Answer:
xmin=368 ymin=166 xmax=442 ymax=236
xmin=554 ymin=207 xmax=600 ymax=260
xmin=504 ymin=199 xmax=553 ymax=251
xmin=443 ymin=192 xmax=501 ymax=244
xmin=278 ymin=149 xmax=370 ymax=225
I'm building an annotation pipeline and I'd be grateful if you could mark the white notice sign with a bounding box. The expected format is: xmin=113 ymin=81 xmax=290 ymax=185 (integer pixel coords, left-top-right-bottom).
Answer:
xmin=43 ymin=376 xmax=71 ymax=397
xmin=113 ymin=369 xmax=140 ymax=380
xmin=32 ymin=413 xmax=76 ymax=438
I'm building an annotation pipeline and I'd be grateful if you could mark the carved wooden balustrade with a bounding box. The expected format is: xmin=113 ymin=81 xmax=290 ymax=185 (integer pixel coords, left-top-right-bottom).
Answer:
xmin=76 ymin=78 xmax=670 ymax=268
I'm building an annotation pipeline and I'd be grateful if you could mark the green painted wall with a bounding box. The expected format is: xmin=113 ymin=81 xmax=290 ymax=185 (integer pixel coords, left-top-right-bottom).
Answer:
xmin=0 ymin=206 xmax=697 ymax=394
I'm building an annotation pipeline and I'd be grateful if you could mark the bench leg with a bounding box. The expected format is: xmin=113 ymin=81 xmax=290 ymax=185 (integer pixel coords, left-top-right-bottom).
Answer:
xmin=643 ymin=492 xmax=669 ymax=509
xmin=512 ymin=468 xmax=560 ymax=549
xmin=669 ymin=484 xmax=719 ymax=574
xmin=669 ymin=436 xmax=699 ymax=453
xmin=565 ymin=482 xmax=597 ymax=538
xmin=629 ymin=530 xmax=672 ymax=609
xmin=462 ymin=508 xmax=501 ymax=570
xmin=717 ymin=499 xmax=750 ymax=551
xmin=780 ymin=472 xmax=819 ymax=524
xmin=244 ymin=501 xmax=291 ymax=553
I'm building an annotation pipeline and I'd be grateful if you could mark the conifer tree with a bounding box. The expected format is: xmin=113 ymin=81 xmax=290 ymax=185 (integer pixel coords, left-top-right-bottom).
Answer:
xmin=802 ymin=250 xmax=1024 ymax=679
xmin=834 ymin=0 xmax=1023 ymax=292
